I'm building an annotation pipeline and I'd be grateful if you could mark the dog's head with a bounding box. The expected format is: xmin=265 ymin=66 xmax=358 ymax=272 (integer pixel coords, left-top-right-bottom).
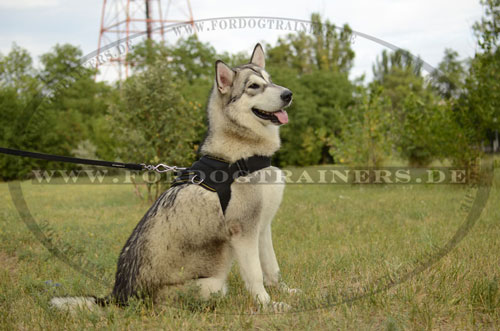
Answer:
xmin=215 ymin=44 xmax=292 ymax=126
xmin=202 ymin=44 xmax=292 ymax=160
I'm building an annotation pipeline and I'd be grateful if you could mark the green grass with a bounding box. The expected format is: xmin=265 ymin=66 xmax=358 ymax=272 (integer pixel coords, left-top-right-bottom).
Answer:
xmin=0 ymin=165 xmax=499 ymax=330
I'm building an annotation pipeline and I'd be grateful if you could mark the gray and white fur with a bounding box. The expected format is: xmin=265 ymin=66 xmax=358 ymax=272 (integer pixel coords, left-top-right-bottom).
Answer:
xmin=51 ymin=44 xmax=297 ymax=312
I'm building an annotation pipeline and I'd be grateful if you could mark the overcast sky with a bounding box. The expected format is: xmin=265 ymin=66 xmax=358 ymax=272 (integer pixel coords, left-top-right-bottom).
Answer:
xmin=0 ymin=0 xmax=485 ymax=81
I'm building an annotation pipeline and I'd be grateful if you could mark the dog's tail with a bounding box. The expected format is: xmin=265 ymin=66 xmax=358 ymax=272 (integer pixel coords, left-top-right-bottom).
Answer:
xmin=50 ymin=296 xmax=111 ymax=311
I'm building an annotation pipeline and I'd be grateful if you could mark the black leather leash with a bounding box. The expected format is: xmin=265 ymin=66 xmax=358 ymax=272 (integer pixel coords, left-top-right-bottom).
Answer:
xmin=0 ymin=147 xmax=184 ymax=173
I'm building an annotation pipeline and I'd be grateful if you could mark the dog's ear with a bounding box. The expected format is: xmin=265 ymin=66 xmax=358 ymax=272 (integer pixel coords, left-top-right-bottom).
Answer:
xmin=249 ymin=43 xmax=265 ymax=68
xmin=215 ymin=60 xmax=235 ymax=94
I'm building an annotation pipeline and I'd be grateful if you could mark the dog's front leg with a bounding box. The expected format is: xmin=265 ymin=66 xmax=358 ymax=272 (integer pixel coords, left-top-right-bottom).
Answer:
xmin=259 ymin=223 xmax=280 ymax=287
xmin=231 ymin=233 xmax=270 ymax=305
xmin=259 ymin=223 xmax=301 ymax=295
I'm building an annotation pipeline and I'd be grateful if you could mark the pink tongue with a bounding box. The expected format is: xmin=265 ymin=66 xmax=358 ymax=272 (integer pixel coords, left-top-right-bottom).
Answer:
xmin=274 ymin=110 xmax=289 ymax=124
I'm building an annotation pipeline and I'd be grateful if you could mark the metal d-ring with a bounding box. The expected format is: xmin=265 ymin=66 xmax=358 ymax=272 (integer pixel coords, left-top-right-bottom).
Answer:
xmin=190 ymin=174 xmax=204 ymax=185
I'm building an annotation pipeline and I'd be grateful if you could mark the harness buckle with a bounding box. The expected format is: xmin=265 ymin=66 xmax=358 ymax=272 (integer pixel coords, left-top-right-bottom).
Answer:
xmin=235 ymin=159 xmax=250 ymax=176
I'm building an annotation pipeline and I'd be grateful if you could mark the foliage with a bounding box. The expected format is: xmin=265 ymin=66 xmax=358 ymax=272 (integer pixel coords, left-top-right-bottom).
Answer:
xmin=437 ymin=0 xmax=500 ymax=162
xmin=127 ymin=36 xmax=221 ymax=107
xmin=461 ymin=0 xmax=500 ymax=142
xmin=473 ymin=0 xmax=500 ymax=53
xmin=109 ymin=60 xmax=203 ymax=166
xmin=0 ymin=44 xmax=113 ymax=180
xmin=328 ymin=88 xmax=392 ymax=167
xmin=0 ymin=44 xmax=40 ymax=180
xmin=393 ymin=93 xmax=452 ymax=166
xmin=266 ymin=14 xmax=357 ymax=166
xmin=107 ymin=60 xmax=204 ymax=200
xmin=430 ymin=49 xmax=466 ymax=100
xmin=371 ymin=49 xmax=425 ymax=111
xmin=370 ymin=49 xmax=434 ymax=165
xmin=428 ymin=50 xmax=480 ymax=166
xmin=369 ymin=48 xmax=473 ymax=166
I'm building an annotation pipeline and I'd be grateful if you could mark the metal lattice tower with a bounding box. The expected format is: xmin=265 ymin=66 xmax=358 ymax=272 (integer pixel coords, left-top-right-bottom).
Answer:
xmin=96 ymin=0 xmax=194 ymax=80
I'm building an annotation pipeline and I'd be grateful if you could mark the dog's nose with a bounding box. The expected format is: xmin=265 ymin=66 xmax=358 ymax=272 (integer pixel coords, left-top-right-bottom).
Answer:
xmin=280 ymin=90 xmax=293 ymax=103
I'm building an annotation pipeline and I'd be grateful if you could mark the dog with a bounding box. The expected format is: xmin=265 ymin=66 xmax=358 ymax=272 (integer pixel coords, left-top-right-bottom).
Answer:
xmin=51 ymin=43 xmax=296 ymax=312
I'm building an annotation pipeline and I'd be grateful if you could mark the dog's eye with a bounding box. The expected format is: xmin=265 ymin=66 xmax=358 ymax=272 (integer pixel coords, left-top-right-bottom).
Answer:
xmin=248 ymin=83 xmax=260 ymax=89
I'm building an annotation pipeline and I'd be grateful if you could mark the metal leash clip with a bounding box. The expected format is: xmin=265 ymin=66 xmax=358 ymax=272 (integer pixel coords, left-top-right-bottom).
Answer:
xmin=141 ymin=163 xmax=186 ymax=173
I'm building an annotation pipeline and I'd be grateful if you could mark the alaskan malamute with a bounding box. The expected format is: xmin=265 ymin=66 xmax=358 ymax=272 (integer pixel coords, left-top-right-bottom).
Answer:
xmin=51 ymin=44 xmax=296 ymax=312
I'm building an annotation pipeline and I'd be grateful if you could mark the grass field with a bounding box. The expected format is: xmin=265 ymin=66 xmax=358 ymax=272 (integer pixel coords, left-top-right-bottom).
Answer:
xmin=0 ymin=164 xmax=499 ymax=330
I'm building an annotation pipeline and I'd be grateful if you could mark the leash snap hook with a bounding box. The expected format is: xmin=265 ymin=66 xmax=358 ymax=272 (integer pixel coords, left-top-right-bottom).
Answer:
xmin=142 ymin=163 xmax=186 ymax=173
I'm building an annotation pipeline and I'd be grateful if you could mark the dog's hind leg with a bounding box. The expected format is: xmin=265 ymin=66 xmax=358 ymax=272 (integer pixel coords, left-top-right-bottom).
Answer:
xmin=196 ymin=246 xmax=233 ymax=300
xmin=196 ymin=277 xmax=228 ymax=299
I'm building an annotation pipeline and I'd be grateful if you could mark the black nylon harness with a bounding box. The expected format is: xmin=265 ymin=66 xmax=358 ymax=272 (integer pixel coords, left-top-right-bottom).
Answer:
xmin=171 ymin=155 xmax=271 ymax=214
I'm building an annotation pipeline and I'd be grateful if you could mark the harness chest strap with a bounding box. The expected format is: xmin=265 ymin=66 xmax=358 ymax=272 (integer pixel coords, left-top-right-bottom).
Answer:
xmin=171 ymin=155 xmax=272 ymax=214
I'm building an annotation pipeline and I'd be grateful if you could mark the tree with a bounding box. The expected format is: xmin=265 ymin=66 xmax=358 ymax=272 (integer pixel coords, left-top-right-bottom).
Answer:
xmin=265 ymin=13 xmax=357 ymax=166
xmin=371 ymin=49 xmax=425 ymax=111
xmin=428 ymin=49 xmax=481 ymax=166
xmin=327 ymin=87 xmax=393 ymax=167
xmin=127 ymin=36 xmax=219 ymax=104
xmin=461 ymin=0 xmax=500 ymax=145
xmin=0 ymin=44 xmax=43 ymax=180
xmin=0 ymin=43 xmax=37 ymax=93
xmin=37 ymin=44 xmax=110 ymax=153
xmin=473 ymin=0 xmax=499 ymax=53
xmin=0 ymin=43 xmax=113 ymax=180
xmin=430 ymin=49 xmax=466 ymax=100
xmin=108 ymin=60 xmax=204 ymax=201
xmin=370 ymin=49 xmax=447 ymax=165
xmin=267 ymin=13 xmax=354 ymax=74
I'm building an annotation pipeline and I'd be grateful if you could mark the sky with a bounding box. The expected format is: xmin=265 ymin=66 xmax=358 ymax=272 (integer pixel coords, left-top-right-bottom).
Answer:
xmin=0 ymin=0 xmax=485 ymax=82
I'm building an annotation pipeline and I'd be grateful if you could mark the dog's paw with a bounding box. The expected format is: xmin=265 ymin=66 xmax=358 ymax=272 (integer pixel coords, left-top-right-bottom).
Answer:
xmin=256 ymin=292 xmax=271 ymax=305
